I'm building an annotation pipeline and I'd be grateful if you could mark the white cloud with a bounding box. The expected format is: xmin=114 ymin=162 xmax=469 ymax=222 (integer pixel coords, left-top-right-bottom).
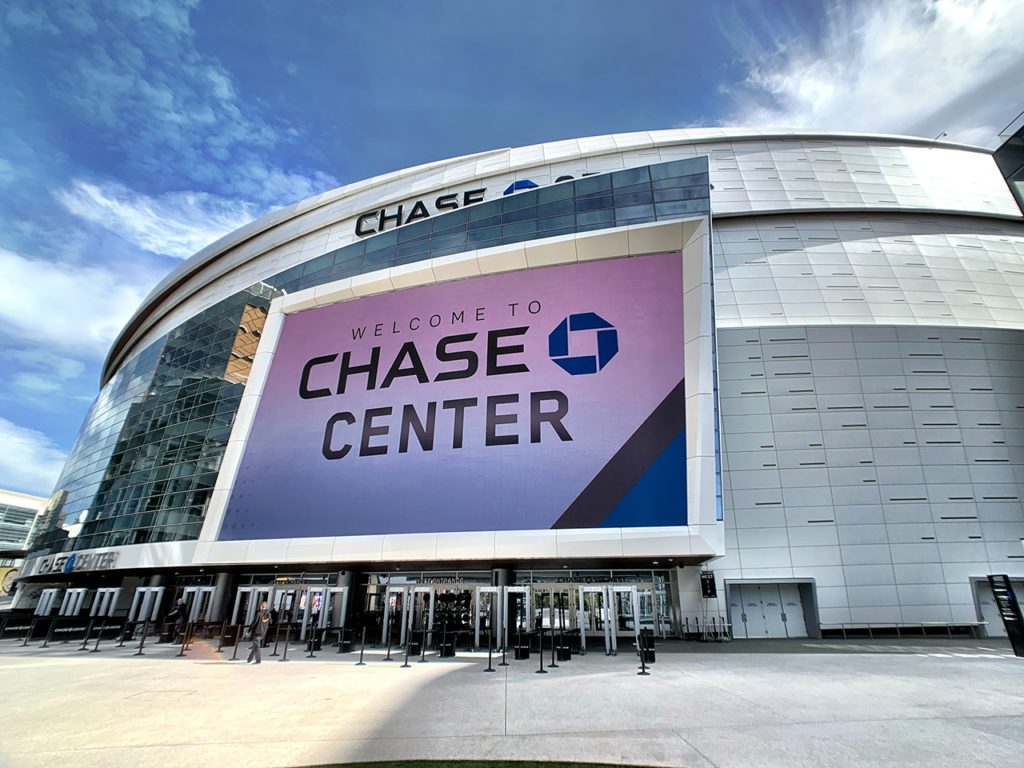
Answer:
xmin=0 ymin=417 xmax=66 ymax=497
xmin=0 ymin=247 xmax=161 ymax=360
xmin=56 ymin=179 xmax=261 ymax=260
xmin=721 ymin=0 xmax=1024 ymax=148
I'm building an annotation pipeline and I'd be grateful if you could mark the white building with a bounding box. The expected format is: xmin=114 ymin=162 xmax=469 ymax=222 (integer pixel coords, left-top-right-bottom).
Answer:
xmin=14 ymin=129 xmax=1024 ymax=646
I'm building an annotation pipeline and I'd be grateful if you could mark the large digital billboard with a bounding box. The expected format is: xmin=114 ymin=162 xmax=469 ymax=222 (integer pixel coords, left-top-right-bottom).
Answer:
xmin=220 ymin=252 xmax=686 ymax=540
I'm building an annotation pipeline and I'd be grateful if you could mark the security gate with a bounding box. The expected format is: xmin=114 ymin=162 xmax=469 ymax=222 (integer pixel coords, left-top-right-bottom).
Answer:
xmin=128 ymin=586 xmax=165 ymax=622
xmin=578 ymin=585 xmax=640 ymax=655
xmin=90 ymin=588 xmax=121 ymax=618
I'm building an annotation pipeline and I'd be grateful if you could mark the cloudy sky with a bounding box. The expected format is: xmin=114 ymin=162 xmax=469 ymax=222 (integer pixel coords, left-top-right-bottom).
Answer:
xmin=1 ymin=0 xmax=1022 ymax=497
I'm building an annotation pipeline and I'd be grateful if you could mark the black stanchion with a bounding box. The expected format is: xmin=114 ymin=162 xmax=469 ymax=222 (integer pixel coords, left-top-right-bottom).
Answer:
xmin=176 ymin=622 xmax=190 ymax=657
xmin=279 ymin=624 xmax=291 ymax=662
xmin=638 ymin=637 xmax=650 ymax=676
xmin=418 ymin=623 xmax=428 ymax=663
xmin=79 ymin=619 xmax=96 ymax=651
xmin=21 ymin=617 xmax=38 ymax=647
xmin=355 ymin=626 xmax=367 ymax=666
xmin=42 ymin=618 xmax=57 ymax=648
xmin=535 ymin=626 xmax=547 ymax=674
xmin=116 ymin=619 xmax=131 ymax=647
xmin=90 ymin=621 xmax=103 ymax=653
xmin=336 ymin=627 xmax=345 ymax=654
xmin=383 ymin=614 xmax=394 ymax=661
xmin=307 ymin=626 xmax=317 ymax=659
xmin=271 ymin=622 xmax=283 ymax=657
xmin=231 ymin=627 xmax=241 ymax=661
xmin=134 ymin=620 xmax=149 ymax=656
xmin=215 ymin=620 xmax=228 ymax=653
xmin=401 ymin=640 xmax=411 ymax=668
xmin=485 ymin=622 xmax=495 ymax=672
xmin=548 ymin=620 xmax=559 ymax=668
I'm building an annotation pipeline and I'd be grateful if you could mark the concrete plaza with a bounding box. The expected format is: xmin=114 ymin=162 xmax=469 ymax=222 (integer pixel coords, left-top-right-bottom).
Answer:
xmin=0 ymin=634 xmax=1022 ymax=768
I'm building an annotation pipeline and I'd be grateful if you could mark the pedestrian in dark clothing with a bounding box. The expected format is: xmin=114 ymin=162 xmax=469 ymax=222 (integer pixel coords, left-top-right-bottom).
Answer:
xmin=167 ymin=597 xmax=189 ymax=640
xmin=247 ymin=601 xmax=272 ymax=664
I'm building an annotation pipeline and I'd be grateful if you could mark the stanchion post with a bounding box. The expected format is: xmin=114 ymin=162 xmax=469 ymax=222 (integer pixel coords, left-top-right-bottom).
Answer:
xmin=134 ymin=620 xmax=149 ymax=656
xmin=176 ymin=622 xmax=189 ymax=657
xmin=548 ymin=618 xmax=559 ymax=668
xmin=279 ymin=624 xmax=291 ymax=662
xmin=383 ymin=613 xmax=394 ymax=661
xmin=90 ymin=621 xmax=103 ymax=653
xmin=216 ymin=619 xmax=228 ymax=653
xmin=21 ymin=617 xmax=38 ymax=647
xmin=418 ymin=623 xmax=427 ymax=663
xmin=355 ymin=626 xmax=366 ymax=666
xmin=117 ymin=619 xmax=130 ymax=647
xmin=484 ymin=622 xmax=495 ymax=672
xmin=535 ymin=626 xmax=547 ymax=674
xmin=42 ymin=618 xmax=57 ymax=648
xmin=271 ymin=622 xmax=282 ymax=657
xmin=79 ymin=619 xmax=96 ymax=651
xmin=231 ymin=627 xmax=241 ymax=661
xmin=634 ymin=630 xmax=651 ymax=679
xmin=307 ymin=626 xmax=317 ymax=659
xmin=401 ymin=640 xmax=411 ymax=668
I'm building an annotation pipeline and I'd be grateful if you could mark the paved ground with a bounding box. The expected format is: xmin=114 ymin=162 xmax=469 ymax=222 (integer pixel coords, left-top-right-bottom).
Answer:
xmin=1 ymin=633 xmax=1022 ymax=768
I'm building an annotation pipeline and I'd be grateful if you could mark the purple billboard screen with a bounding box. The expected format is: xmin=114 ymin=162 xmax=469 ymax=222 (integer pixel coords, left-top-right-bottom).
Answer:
xmin=220 ymin=252 xmax=686 ymax=540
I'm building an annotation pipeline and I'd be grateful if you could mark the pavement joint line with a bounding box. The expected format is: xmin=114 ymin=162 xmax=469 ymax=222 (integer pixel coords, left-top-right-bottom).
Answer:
xmin=671 ymin=727 xmax=721 ymax=768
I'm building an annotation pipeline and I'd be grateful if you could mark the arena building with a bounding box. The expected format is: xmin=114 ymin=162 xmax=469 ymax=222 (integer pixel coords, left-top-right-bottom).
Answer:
xmin=10 ymin=128 xmax=1024 ymax=649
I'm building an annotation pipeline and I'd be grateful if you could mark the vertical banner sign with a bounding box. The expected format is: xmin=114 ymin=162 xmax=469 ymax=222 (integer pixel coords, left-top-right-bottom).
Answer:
xmin=700 ymin=571 xmax=717 ymax=599
xmin=987 ymin=574 xmax=1024 ymax=657
xmin=221 ymin=252 xmax=687 ymax=540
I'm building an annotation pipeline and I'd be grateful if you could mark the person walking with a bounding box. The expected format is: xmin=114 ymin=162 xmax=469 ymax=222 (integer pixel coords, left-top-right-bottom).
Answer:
xmin=247 ymin=601 xmax=272 ymax=664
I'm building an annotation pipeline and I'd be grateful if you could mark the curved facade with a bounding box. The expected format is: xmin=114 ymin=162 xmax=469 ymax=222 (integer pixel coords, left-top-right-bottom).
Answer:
xmin=15 ymin=129 xmax=1024 ymax=642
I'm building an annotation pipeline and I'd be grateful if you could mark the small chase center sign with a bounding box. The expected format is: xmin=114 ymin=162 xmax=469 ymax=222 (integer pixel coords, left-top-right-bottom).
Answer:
xmin=221 ymin=252 xmax=687 ymax=539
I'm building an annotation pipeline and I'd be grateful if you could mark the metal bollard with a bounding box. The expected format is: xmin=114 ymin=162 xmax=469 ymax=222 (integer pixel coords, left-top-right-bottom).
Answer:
xmin=355 ymin=626 xmax=366 ymax=666
xmin=279 ymin=624 xmax=291 ymax=662
xmin=134 ymin=620 xmax=149 ymax=656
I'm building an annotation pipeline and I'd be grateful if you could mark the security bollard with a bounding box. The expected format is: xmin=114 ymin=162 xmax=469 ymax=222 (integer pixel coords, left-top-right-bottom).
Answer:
xmin=279 ymin=624 xmax=291 ymax=662
xmin=134 ymin=620 xmax=150 ymax=656
xmin=355 ymin=626 xmax=366 ymax=666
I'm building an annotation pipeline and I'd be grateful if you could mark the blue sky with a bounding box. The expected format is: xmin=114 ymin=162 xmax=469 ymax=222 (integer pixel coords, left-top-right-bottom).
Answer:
xmin=1 ymin=0 xmax=1022 ymax=496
